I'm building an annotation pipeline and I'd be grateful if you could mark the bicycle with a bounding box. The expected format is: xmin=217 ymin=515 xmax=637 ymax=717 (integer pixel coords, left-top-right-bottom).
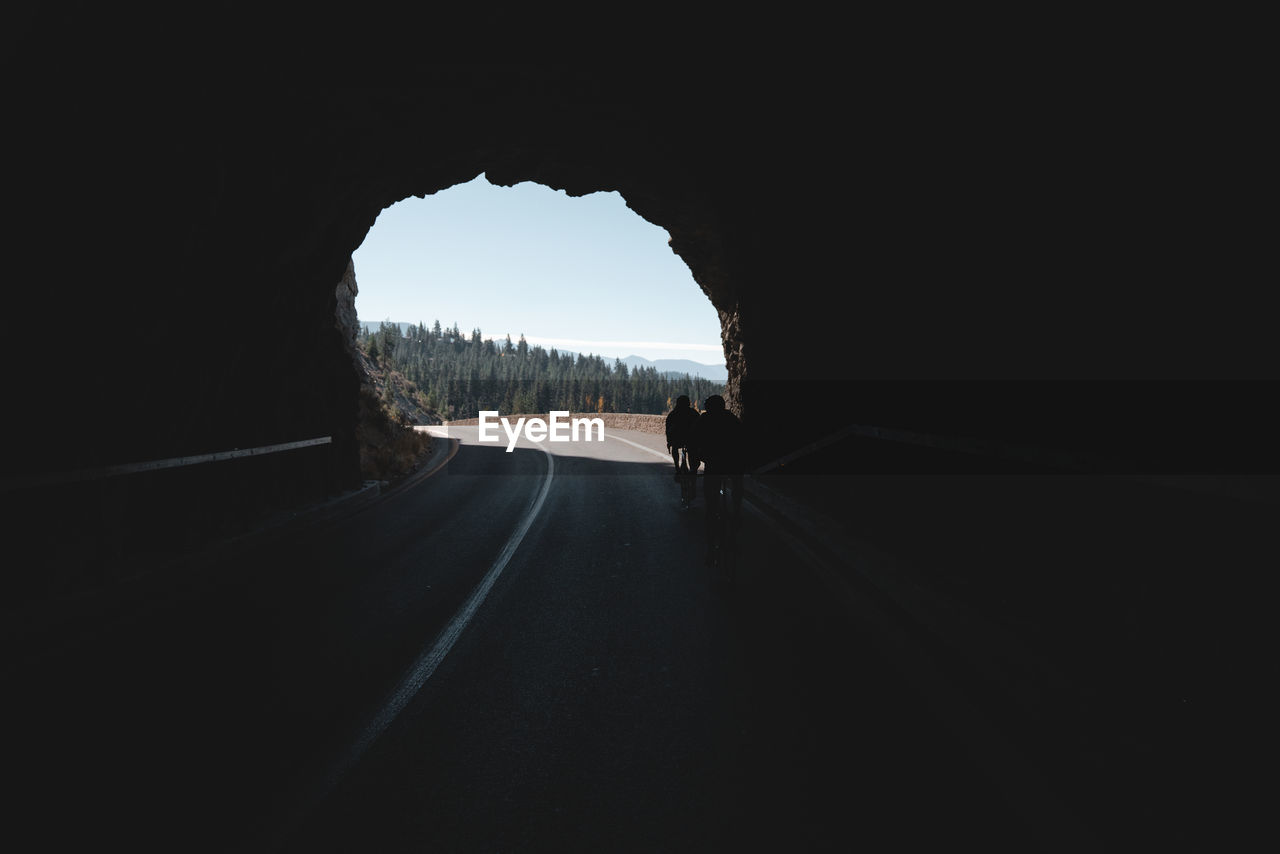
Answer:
xmin=705 ymin=472 xmax=741 ymax=588
xmin=675 ymin=446 xmax=696 ymax=509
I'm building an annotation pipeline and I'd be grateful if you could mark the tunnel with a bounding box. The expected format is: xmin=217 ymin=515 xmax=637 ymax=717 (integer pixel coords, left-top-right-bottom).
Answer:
xmin=4 ymin=68 xmax=1275 ymax=851
xmin=8 ymin=72 xmax=1279 ymax=479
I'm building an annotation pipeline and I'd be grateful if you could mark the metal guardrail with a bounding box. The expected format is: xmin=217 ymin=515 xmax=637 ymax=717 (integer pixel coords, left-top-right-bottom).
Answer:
xmin=0 ymin=436 xmax=332 ymax=492
xmin=747 ymin=423 xmax=1276 ymax=502
xmin=750 ymin=423 xmax=1105 ymax=476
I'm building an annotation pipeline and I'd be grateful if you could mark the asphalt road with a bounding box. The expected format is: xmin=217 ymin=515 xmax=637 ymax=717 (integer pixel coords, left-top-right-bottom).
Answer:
xmin=8 ymin=426 xmax=1051 ymax=852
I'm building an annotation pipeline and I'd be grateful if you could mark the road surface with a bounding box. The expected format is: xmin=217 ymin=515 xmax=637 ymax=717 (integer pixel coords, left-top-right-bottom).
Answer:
xmin=8 ymin=425 xmax=1050 ymax=852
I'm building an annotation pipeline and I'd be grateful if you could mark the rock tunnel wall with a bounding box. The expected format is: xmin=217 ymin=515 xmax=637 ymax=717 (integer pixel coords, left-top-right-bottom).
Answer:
xmin=5 ymin=70 xmax=1277 ymax=520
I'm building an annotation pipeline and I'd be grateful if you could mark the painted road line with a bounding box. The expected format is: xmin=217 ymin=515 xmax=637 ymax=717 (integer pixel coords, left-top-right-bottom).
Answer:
xmin=604 ymin=432 xmax=671 ymax=462
xmin=264 ymin=442 xmax=556 ymax=850
xmin=356 ymin=444 xmax=554 ymax=750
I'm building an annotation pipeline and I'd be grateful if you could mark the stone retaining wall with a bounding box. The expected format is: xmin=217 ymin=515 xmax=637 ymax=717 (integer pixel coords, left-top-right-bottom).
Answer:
xmin=444 ymin=412 xmax=667 ymax=435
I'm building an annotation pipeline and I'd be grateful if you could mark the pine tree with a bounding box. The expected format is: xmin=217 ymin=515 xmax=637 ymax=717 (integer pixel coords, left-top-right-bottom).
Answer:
xmin=360 ymin=317 xmax=725 ymax=421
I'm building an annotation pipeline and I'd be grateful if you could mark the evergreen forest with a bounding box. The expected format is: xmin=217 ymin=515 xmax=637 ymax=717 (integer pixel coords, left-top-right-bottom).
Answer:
xmin=358 ymin=321 xmax=725 ymax=421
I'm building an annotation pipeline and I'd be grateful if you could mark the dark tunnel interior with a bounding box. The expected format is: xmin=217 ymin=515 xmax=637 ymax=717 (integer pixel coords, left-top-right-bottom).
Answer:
xmin=3 ymin=65 xmax=1275 ymax=850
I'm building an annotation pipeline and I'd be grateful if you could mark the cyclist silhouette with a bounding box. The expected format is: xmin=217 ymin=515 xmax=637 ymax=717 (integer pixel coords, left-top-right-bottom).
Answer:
xmin=665 ymin=395 xmax=701 ymax=502
xmin=691 ymin=394 xmax=745 ymax=569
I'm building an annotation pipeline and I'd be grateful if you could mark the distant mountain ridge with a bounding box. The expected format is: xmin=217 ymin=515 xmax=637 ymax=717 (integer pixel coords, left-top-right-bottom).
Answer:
xmin=358 ymin=321 xmax=726 ymax=381
xmin=619 ymin=355 xmax=727 ymax=382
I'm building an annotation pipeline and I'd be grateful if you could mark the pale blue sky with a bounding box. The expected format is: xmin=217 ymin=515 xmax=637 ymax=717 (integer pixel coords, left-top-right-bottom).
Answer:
xmin=351 ymin=174 xmax=724 ymax=365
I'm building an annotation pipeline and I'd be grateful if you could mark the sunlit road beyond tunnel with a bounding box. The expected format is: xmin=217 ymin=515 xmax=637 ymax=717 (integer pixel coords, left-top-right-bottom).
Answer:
xmin=8 ymin=423 xmax=1083 ymax=853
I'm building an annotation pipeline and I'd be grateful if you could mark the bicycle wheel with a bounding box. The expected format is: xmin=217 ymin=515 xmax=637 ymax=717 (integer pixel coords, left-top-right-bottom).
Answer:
xmin=720 ymin=480 xmax=737 ymax=588
xmin=704 ymin=474 xmax=723 ymax=569
xmin=677 ymin=448 xmax=694 ymax=508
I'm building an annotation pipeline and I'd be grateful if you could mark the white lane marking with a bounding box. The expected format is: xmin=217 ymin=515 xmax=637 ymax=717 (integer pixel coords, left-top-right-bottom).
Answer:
xmin=268 ymin=444 xmax=556 ymax=849
xmin=604 ymin=432 xmax=672 ymax=462
xmin=358 ymin=445 xmax=554 ymax=749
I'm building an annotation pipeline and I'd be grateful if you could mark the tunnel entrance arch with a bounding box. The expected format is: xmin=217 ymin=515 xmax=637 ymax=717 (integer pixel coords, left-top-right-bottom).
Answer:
xmin=320 ymin=129 xmax=752 ymax=491
xmin=345 ymin=174 xmax=727 ymax=426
